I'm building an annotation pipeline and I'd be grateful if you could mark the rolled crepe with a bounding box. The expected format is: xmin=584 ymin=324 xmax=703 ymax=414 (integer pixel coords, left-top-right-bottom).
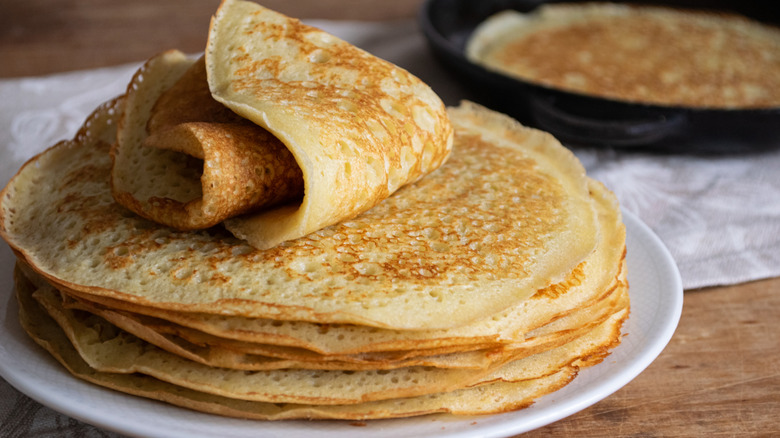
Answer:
xmin=111 ymin=0 xmax=453 ymax=249
xmin=113 ymin=56 xmax=304 ymax=230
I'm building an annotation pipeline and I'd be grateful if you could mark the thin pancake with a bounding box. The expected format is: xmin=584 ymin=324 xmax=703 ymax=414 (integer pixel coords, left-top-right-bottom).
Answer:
xmin=49 ymin=270 xmax=625 ymax=370
xmin=467 ymin=3 xmax=780 ymax=108
xmin=111 ymin=0 xmax=453 ymax=249
xmin=17 ymin=282 xmax=576 ymax=420
xmin=18 ymin=265 xmax=626 ymax=410
xmin=1 ymin=97 xmax=600 ymax=330
xmin=113 ymin=55 xmax=304 ymax=230
xmin=206 ymin=0 xmax=454 ymax=250
xmin=29 ymin=277 xmax=626 ymax=405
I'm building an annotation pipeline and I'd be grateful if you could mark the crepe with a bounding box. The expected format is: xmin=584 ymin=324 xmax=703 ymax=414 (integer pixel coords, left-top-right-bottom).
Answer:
xmin=24 ymin=175 xmax=623 ymax=356
xmin=48 ymin=268 xmax=625 ymax=371
xmin=0 ymin=96 xmax=600 ymax=330
xmin=2 ymin=97 xmax=626 ymax=420
xmin=113 ymin=0 xmax=453 ymax=249
xmin=0 ymin=0 xmax=630 ymax=421
xmin=466 ymin=2 xmax=780 ymax=108
xmin=113 ymin=54 xmax=304 ymax=230
xmin=17 ymin=266 xmax=627 ymax=415
xmin=36 ymin=270 xmax=626 ymax=373
xmin=30 ymin=280 xmax=625 ymax=405
xmin=16 ymin=276 xmax=574 ymax=419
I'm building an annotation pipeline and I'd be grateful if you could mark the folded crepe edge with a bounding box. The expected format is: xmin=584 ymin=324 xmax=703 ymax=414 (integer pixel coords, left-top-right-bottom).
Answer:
xmin=206 ymin=0 xmax=454 ymax=249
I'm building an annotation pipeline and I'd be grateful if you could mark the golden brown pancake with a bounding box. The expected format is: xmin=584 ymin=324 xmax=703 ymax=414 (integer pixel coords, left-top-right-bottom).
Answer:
xmin=113 ymin=56 xmax=304 ymax=230
xmin=16 ymin=279 xmax=576 ymax=420
xmin=16 ymin=264 xmax=627 ymax=417
xmin=1 ymin=99 xmax=600 ymax=330
xmin=114 ymin=0 xmax=454 ymax=250
xmin=48 ymin=268 xmax=625 ymax=371
xmin=208 ymin=0 xmax=455 ymax=250
xmin=29 ymin=279 xmax=625 ymax=405
xmin=24 ymin=196 xmax=623 ymax=356
xmin=3 ymin=94 xmax=626 ymax=420
xmin=467 ymin=3 xmax=780 ymax=108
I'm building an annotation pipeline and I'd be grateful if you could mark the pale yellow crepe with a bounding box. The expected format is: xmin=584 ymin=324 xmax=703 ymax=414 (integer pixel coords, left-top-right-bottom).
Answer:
xmin=1 ymin=98 xmax=600 ymax=330
xmin=113 ymin=0 xmax=453 ymax=249
xmin=17 ymin=266 xmax=626 ymax=415
xmin=17 ymin=280 xmax=577 ymax=419
xmin=23 ymin=178 xmax=623 ymax=363
xmin=51 ymin=270 xmax=625 ymax=371
xmin=113 ymin=55 xmax=304 ymax=230
xmin=208 ymin=0 xmax=455 ymax=250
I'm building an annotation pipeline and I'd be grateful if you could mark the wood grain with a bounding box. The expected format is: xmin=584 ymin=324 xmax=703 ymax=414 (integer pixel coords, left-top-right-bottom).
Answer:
xmin=2 ymin=1 xmax=779 ymax=436
xmin=0 ymin=0 xmax=423 ymax=78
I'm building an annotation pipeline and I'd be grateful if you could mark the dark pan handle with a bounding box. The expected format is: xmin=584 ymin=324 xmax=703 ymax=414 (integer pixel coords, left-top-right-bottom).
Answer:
xmin=528 ymin=94 xmax=687 ymax=147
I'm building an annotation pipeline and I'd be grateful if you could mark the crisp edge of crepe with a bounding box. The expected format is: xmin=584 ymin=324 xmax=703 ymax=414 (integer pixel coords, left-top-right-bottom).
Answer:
xmin=205 ymin=0 xmax=453 ymax=249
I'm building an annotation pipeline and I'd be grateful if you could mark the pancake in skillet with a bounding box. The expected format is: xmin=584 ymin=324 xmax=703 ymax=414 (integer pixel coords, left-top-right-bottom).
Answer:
xmin=467 ymin=3 xmax=780 ymax=108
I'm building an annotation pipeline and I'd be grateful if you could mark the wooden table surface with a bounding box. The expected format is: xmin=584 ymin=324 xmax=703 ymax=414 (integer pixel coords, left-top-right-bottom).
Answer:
xmin=2 ymin=1 xmax=779 ymax=436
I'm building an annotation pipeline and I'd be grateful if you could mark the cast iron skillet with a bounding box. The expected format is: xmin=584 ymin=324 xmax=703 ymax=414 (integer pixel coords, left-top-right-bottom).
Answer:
xmin=420 ymin=0 xmax=780 ymax=153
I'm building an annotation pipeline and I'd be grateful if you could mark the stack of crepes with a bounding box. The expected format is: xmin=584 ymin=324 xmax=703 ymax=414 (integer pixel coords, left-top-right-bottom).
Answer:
xmin=0 ymin=0 xmax=629 ymax=420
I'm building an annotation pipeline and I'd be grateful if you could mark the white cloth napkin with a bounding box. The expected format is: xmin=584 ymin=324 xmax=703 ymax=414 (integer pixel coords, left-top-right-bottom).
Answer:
xmin=1 ymin=18 xmax=779 ymax=437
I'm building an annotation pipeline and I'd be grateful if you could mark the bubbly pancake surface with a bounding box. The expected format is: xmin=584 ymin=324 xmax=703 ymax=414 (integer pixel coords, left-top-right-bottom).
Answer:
xmin=113 ymin=54 xmax=304 ymax=231
xmin=0 ymin=100 xmax=599 ymax=330
xmin=467 ymin=3 xmax=780 ymax=108
xmin=20 ymin=177 xmax=623 ymax=359
xmin=207 ymin=0 xmax=454 ymax=249
xmin=113 ymin=0 xmax=453 ymax=250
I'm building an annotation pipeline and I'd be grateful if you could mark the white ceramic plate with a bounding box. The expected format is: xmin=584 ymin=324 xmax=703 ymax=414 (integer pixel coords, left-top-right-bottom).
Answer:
xmin=0 ymin=210 xmax=682 ymax=438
